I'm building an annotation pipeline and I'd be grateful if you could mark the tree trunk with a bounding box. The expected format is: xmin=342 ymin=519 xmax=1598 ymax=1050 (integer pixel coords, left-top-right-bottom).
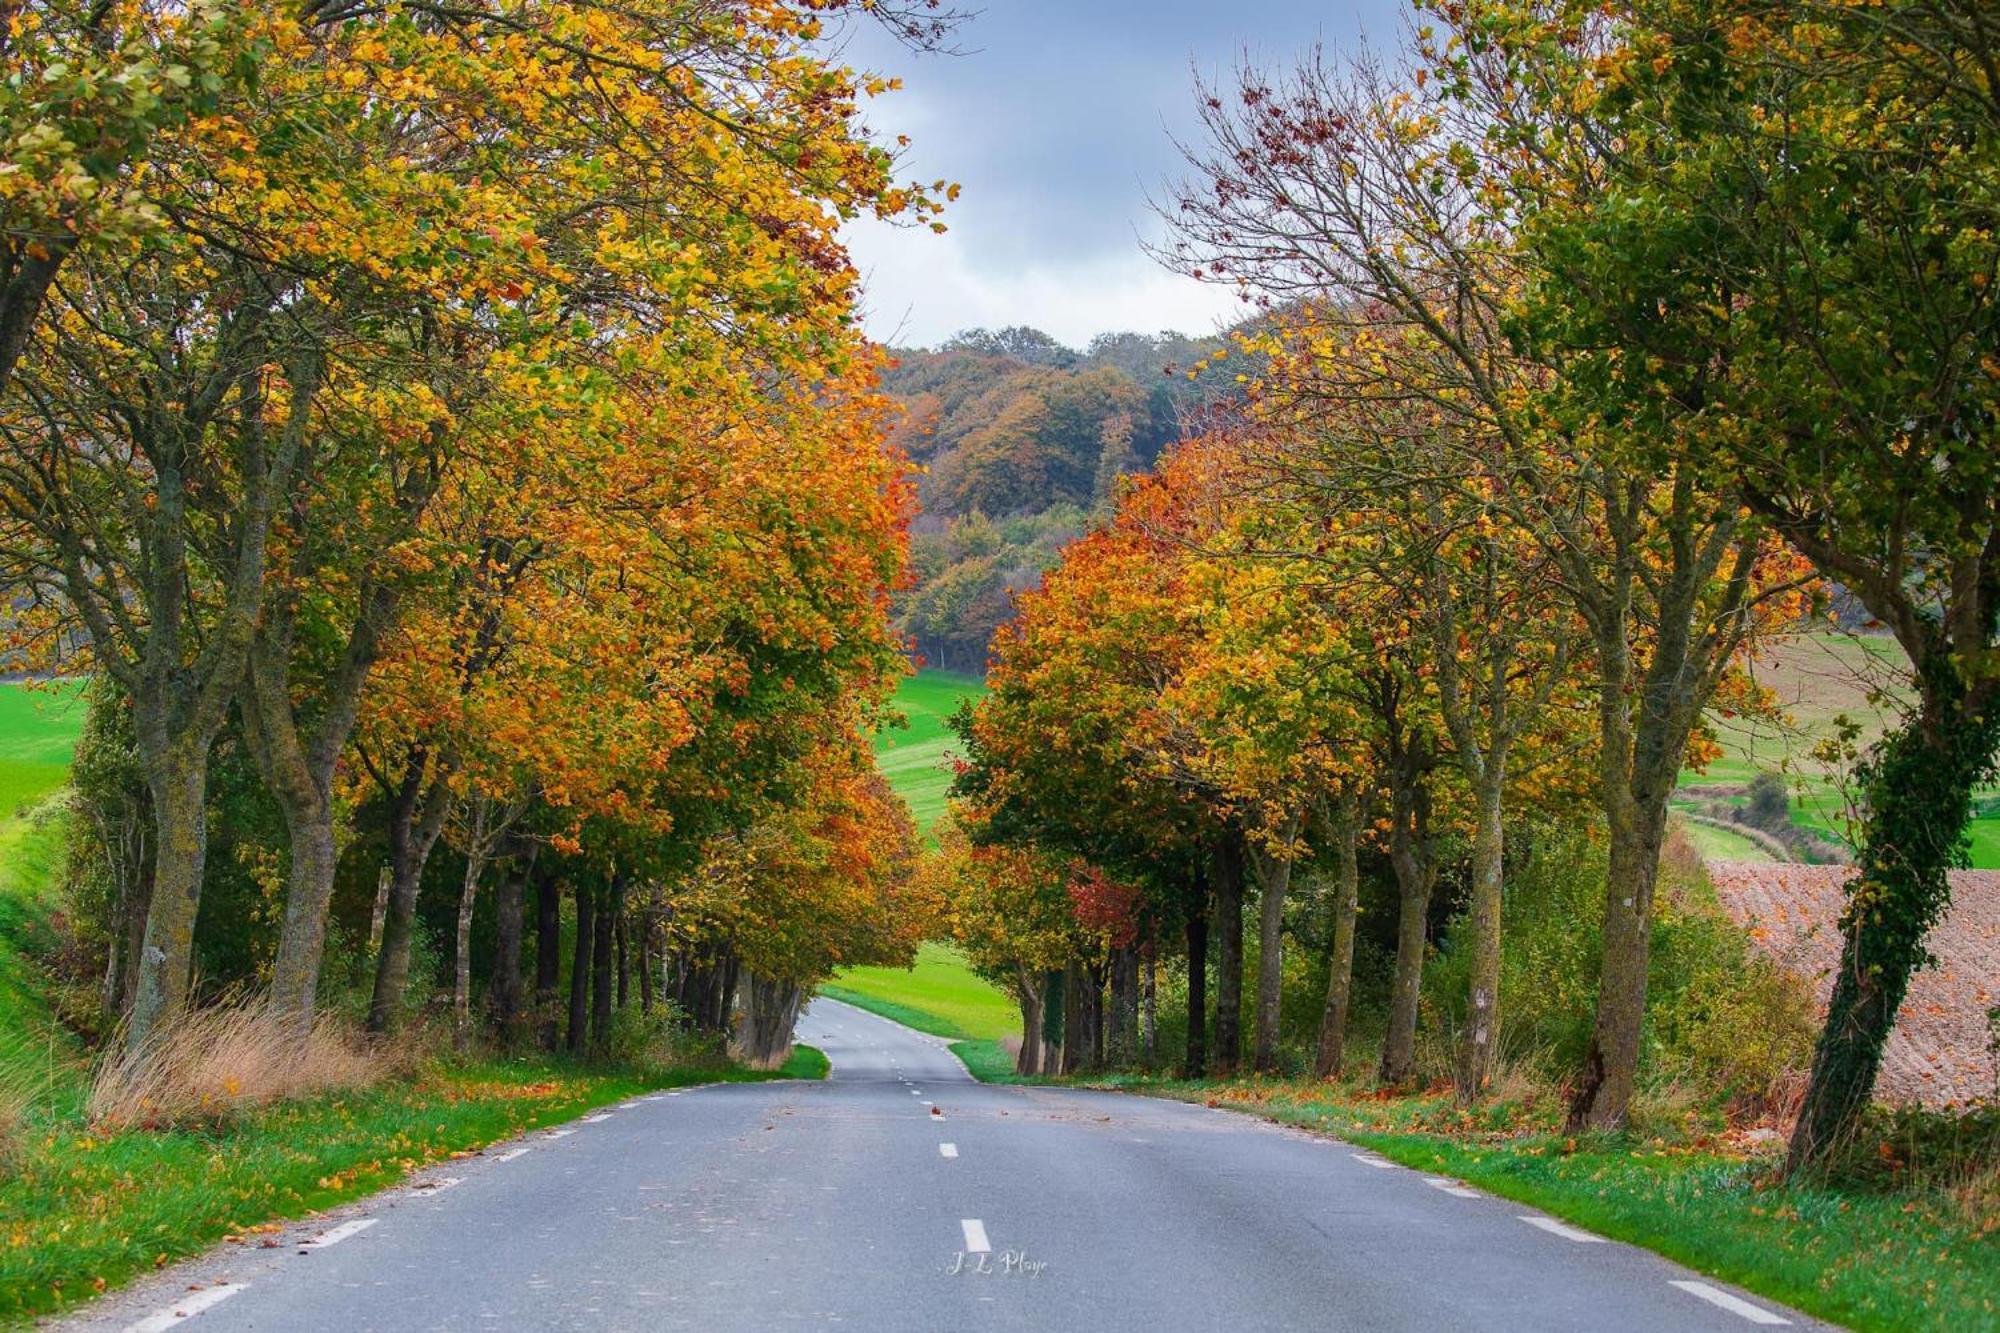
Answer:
xmin=1013 ymin=965 xmax=1044 ymax=1076
xmin=1212 ymin=838 xmax=1245 ymax=1075
xmin=567 ymin=882 xmax=593 ymax=1055
xmin=1040 ymin=968 xmax=1064 ymax=1063
xmin=452 ymin=806 xmax=491 ymax=1052
xmin=1184 ymin=904 xmax=1207 ymax=1078
xmin=1250 ymin=813 xmax=1301 ymax=1074
xmin=492 ymin=852 xmax=526 ymax=1041
xmin=1105 ymin=947 xmax=1138 ymax=1066
xmin=367 ymin=763 xmax=451 ymax=1036
xmin=368 ymin=865 xmax=391 ymax=955
xmin=1060 ymin=963 xmax=1093 ymax=1074
xmin=731 ymin=974 xmax=805 ymax=1069
xmin=614 ymin=910 xmax=629 ymax=1010
xmin=1314 ymin=794 xmax=1361 ymax=1080
xmin=1787 ymin=677 xmax=2000 ymax=1172
xmin=535 ymin=868 xmax=562 ymax=1050
xmin=1567 ymin=797 xmax=1668 ymax=1128
xmin=1089 ymin=959 xmax=1107 ymax=1067
xmin=127 ymin=750 xmax=210 ymax=1049
xmin=589 ymin=877 xmax=617 ymax=1054
xmin=1142 ymin=951 xmax=1157 ymax=1064
xmin=637 ymin=917 xmax=654 ymax=1017
xmin=1457 ymin=775 xmax=1506 ymax=1099
xmin=1380 ymin=794 xmax=1437 ymax=1088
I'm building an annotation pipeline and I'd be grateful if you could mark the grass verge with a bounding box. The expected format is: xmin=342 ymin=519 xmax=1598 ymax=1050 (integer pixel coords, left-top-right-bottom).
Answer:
xmin=1067 ymin=1071 xmax=1996 ymax=1333
xmin=780 ymin=1043 xmax=829 ymax=1080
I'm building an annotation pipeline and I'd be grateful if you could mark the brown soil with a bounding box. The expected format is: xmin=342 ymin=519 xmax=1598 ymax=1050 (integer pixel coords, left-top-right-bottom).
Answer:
xmin=1708 ymin=863 xmax=1998 ymax=1110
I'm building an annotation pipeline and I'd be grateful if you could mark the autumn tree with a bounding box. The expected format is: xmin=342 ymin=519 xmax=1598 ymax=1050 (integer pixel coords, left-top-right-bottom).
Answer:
xmin=1474 ymin=0 xmax=2000 ymax=1164
xmin=1167 ymin=42 xmax=1805 ymax=1126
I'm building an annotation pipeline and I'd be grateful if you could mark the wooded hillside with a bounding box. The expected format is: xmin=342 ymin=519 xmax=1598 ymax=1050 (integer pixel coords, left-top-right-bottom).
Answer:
xmin=883 ymin=327 xmax=1237 ymax=673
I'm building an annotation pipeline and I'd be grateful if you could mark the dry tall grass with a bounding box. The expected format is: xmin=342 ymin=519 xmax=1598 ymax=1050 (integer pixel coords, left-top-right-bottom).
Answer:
xmin=89 ymin=1004 xmax=385 ymax=1130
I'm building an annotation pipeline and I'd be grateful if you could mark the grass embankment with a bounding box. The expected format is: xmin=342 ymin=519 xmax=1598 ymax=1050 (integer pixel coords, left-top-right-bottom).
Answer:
xmin=0 ymin=682 xmax=830 ymax=1325
xmin=1066 ymin=1071 xmax=1996 ymax=1333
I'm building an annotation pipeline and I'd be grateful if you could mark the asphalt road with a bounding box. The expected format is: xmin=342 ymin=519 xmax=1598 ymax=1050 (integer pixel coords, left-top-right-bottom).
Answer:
xmin=71 ymin=998 xmax=1819 ymax=1332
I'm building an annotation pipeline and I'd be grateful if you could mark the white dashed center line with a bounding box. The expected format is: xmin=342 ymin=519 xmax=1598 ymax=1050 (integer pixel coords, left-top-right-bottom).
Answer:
xmin=1669 ymin=1281 xmax=1792 ymax=1324
xmin=939 ymin=1143 xmax=958 ymax=1159
xmin=1518 ymin=1215 xmax=1605 ymax=1243
xmin=960 ymin=1219 xmax=990 ymax=1253
xmin=124 ymin=1282 xmax=245 ymax=1332
xmin=300 ymin=1218 xmax=377 ymax=1251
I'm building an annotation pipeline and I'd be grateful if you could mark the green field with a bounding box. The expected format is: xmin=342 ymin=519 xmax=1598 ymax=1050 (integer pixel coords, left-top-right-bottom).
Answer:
xmin=871 ymin=669 xmax=984 ymax=835
xmin=1676 ymin=631 xmax=2000 ymax=867
xmin=840 ymin=670 xmax=1017 ymax=1063
xmin=824 ymin=940 xmax=1016 ymax=1041
xmin=0 ymin=681 xmax=85 ymax=818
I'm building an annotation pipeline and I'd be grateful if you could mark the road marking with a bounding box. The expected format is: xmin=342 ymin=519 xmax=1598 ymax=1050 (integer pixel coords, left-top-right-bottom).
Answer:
xmin=413 ymin=1176 xmax=461 ymax=1193
xmin=124 ymin=1283 xmax=246 ymax=1332
xmin=1426 ymin=1177 xmax=1479 ymax=1198
xmin=939 ymin=1143 xmax=958 ymax=1159
xmin=1350 ymin=1154 xmax=1396 ymax=1169
xmin=582 ymin=1113 xmax=613 ymax=1123
xmin=544 ymin=1129 xmax=575 ymax=1139
xmin=1518 ymin=1215 xmax=1605 ymax=1243
xmin=960 ymin=1219 xmax=990 ymax=1253
xmin=492 ymin=1148 xmax=530 ymax=1163
xmin=301 ymin=1218 xmax=377 ymax=1251
xmin=1670 ymin=1281 xmax=1792 ymax=1324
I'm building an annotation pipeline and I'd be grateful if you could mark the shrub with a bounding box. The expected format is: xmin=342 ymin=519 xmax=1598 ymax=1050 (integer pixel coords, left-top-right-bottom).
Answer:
xmin=1424 ymin=823 xmax=1816 ymax=1118
xmin=88 ymin=1003 xmax=385 ymax=1131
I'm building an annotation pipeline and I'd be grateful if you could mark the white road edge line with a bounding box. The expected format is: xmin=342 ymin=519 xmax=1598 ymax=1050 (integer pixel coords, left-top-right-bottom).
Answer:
xmin=1670 ymin=1281 xmax=1792 ymax=1325
xmin=414 ymin=1176 xmax=461 ymax=1193
xmin=123 ymin=1282 xmax=246 ymax=1332
xmin=1518 ymin=1215 xmax=1605 ymax=1243
xmin=960 ymin=1219 xmax=990 ymax=1253
xmin=544 ymin=1128 xmax=575 ymax=1139
xmin=1350 ymin=1154 xmax=1396 ymax=1169
xmin=492 ymin=1148 xmax=530 ymax=1163
xmin=300 ymin=1218 xmax=377 ymax=1251
xmin=1426 ymin=1178 xmax=1479 ymax=1198
xmin=939 ymin=1143 xmax=958 ymax=1158
xmin=582 ymin=1113 xmax=613 ymax=1123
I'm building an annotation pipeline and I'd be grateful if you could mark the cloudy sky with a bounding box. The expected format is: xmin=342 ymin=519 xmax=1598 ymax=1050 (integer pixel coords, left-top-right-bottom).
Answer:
xmin=835 ymin=1 xmax=1407 ymax=350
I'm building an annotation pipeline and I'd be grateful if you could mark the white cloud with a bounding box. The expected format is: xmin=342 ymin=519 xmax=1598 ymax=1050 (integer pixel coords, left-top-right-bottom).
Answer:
xmin=846 ymin=214 xmax=1249 ymax=349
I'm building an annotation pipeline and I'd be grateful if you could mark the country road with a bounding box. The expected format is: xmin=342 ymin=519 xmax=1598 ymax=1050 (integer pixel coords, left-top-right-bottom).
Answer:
xmin=70 ymin=999 xmax=1818 ymax=1332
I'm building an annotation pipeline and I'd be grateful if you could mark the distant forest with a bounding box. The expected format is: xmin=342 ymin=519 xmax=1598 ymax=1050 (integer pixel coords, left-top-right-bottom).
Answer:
xmin=883 ymin=326 xmax=1240 ymax=674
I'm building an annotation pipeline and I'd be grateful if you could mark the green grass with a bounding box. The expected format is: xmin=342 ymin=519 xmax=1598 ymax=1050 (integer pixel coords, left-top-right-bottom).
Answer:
xmin=1069 ymin=1071 xmax=1996 ymax=1333
xmin=825 ymin=941 xmax=1016 ymax=1043
xmin=779 ymin=1043 xmax=829 ymax=1080
xmin=0 ymin=681 xmax=85 ymax=820
xmin=871 ymin=669 xmax=985 ymax=835
xmin=1676 ymin=819 xmax=1776 ymax=863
